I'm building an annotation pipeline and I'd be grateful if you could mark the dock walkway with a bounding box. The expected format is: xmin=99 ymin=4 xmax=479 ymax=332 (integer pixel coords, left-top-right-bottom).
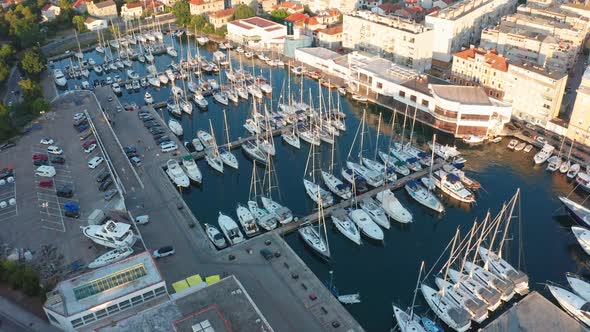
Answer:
xmin=277 ymin=159 xmax=444 ymax=235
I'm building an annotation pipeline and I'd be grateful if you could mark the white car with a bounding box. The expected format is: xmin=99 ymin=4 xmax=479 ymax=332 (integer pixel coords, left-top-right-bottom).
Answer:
xmin=536 ymin=136 xmax=547 ymax=144
xmin=88 ymin=156 xmax=104 ymax=169
xmin=73 ymin=112 xmax=85 ymax=121
xmin=84 ymin=144 xmax=97 ymax=153
xmin=47 ymin=146 xmax=63 ymax=155
xmin=40 ymin=138 xmax=54 ymax=145
xmin=135 ymin=215 xmax=149 ymax=225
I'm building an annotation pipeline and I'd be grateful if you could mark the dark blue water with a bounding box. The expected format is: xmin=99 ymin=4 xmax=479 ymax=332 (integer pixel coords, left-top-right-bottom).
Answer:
xmin=53 ymin=36 xmax=590 ymax=331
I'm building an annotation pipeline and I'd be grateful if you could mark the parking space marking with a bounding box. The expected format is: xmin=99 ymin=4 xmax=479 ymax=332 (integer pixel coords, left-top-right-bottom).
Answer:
xmin=0 ymin=169 xmax=17 ymax=221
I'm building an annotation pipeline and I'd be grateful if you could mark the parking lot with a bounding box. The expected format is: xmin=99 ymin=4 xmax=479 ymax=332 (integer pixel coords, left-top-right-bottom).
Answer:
xmin=0 ymin=91 xmax=131 ymax=275
xmin=0 ymin=169 xmax=17 ymax=222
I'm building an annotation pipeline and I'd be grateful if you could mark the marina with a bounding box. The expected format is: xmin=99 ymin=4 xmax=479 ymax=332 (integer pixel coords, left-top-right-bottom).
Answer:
xmin=45 ymin=30 xmax=590 ymax=332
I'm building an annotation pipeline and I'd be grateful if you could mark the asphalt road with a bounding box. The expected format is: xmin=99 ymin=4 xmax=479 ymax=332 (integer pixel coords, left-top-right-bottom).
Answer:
xmin=0 ymin=67 xmax=22 ymax=107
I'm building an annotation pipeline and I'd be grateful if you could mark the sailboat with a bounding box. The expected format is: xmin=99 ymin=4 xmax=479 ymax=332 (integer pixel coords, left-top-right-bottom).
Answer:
xmin=261 ymin=156 xmax=293 ymax=225
xmin=349 ymin=208 xmax=384 ymax=241
xmin=393 ymin=262 xmax=428 ymax=332
xmin=390 ymin=107 xmax=422 ymax=172
xmin=331 ymin=208 xmax=361 ymax=245
xmin=298 ymin=187 xmax=331 ymax=259
xmin=247 ymin=161 xmax=278 ymax=231
xmin=548 ymin=285 xmax=590 ymax=327
xmin=88 ymin=247 xmax=133 ymax=269
xmin=219 ymin=110 xmax=239 ymax=169
xmin=362 ymin=113 xmax=397 ymax=183
xmin=168 ymin=119 xmax=183 ymax=136
xmin=205 ymin=120 xmax=224 ymax=173
xmin=346 ymin=110 xmax=384 ymax=187
xmin=303 ymin=141 xmax=334 ymax=207
xmin=559 ymin=196 xmax=590 ymax=227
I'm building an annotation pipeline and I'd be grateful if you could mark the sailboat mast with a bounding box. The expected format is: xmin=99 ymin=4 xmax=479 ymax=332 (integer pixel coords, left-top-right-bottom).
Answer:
xmin=408 ymin=105 xmax=418 ymax=146
xmin=485 ymin=204 xmax=506 ymax=270
xmin=496 ymin=189 xmax=520 ymax=259
xmin=442 ymin=229 xmax=460 ymax=297
xmin=375 ymin=112 xmax=381 ymax=161
xmin=387 ymin=109 xmax=397 ymax=151
xmin=400 ymin=105 xmax=408 ymax=146
xmin=410 ymin=261 xmax=425 ymax=319
xmin=459 ymin=221 xmax=478 ymax=276
xmin=330 ymin=131 xmax=335 ymax=173
xmin=429 ymin=134 xmax=436 ymax=184
xmin=359 ymin=110 xmax=366 ymax=161
xmin=469 ymin=211 xmax=489 ymax=278
xmin=223 ymin=109 xmax=231 ymax=152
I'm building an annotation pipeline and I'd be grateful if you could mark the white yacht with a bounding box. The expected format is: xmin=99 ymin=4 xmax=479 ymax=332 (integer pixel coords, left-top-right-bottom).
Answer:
xmin=88 ymin=247 xmax=133 ymax=269
xmin=219 ymin=147 xmax=239 ymax=169
xmin=362 ymin=157 xmax=398 ymax=183
xmin=346 ymin=161 xmax=384 ymax=187
xmin=247 ymin=84 xmax=263 ymax=99
xmin=81 ymin=221 xmax=137 ymax=249
xmin=567 ymin=273 xmax=590 ymax=302
xmin=447 ymin=268 xmax=502 ymax=312
xmin=321 ymin=170 xmax=352 ymax=199
xmin=431 ymin=170 xmax=475 ymax=204
xmin=205 ymin=223 xmax=227 ymax=249
xmin=144 ymin=92 xmax=153 ymax=104
xmin=126 ymin=69 xmax=139 ymax=80
xmin=435 ymin=278 xmax=489 ymax=323
xmin=331 ymin=208 xmax=361 ymax=245
xmin=171 ymin=85 xmax=184 ymax=98
xmin=548 ymin=285 xmax=590 ymax=327
xmin=546 ymin=155 xmax=562 ymax=172
xmin=376 ymin=190 xmax=412 ymax=224
xmin=299 ymin=129 xmax=321 ymax=146
xmin=576 ymin=173 xmax=590 ymax=193
xmin=218 ymin=212 xmax=245 ymax=245
xmin=428 ymin=142 xmax=462 ymax=161
xmin=360 ymin=197 xmax=390 ymax=229
xmin=420 ymin=284 xmax=471 ymax=332
xmin=303 ymin=179 xmax=334 ymax=207
xmin=479 ymin=246 xmax=529 ymax=295
xmin=405 ymin=180 xmax=444 ymax=213
xmin=378 ymin=151 xmax=410 ymax=176
xmin=243 ymin=141 xmax=267 ymax=165
xmin=167 ymin=100 xmax=181 ymax=116
xmin=197 ymin=130 xmax=215 ymax=149
xmin=166 ymin=46 xmax=178 ymax=57
xmin=111 ymin=83 xmax=121 ymax=94
xmin=159 ymin=73 xmax=169 ymax=85
xmin=168 ymin=119 xmax=183 ymax=136
xmin=561 ymin=160 xmax=572 ymax=174
xmin=261 ymin=197 xmax=293 ymax=224
xmin=298 ymin=222 xmax=330 ymax=259
xmin=213 ymin=91 xmax=229 ymax=105
xmin=349 ymin=209 xmax=384 ymax=241
xmin=53 ymin=69 xmax=67 ymax=87
xmin=390 ymin=146 xmax=422 ymax=172
xmin=533 ymin=144 xmax=555 ymax=164
xmin=568 ymin=163 xmax=581 ymax=179
xmin=148 ymin=75 xmax=160 ymax=87
xmin=205 ymin=150 xmax=224 ymax=173
xmin=282 ymin=132 xmax=301 ymax=149
xmin=463 ymin=261 xmax=515 ymax=302
xmin=193 ymin=92 xmax=208 ymax=109
xmin=248 ymin=200 xmax=277 ymax=231
xmin=236 ymin=203 xmax=259 ymax=237
xmin=573 ymin=226 xmax=590 ymax=256
xmin=192 ymin=138 xmax=204 ymax=152
xmin=166 ymin=159 xmax=190 ymax=188
xmin=243 ymin=118 xmax=260 ymax=135
xmin=393 ymin=305 xmax=426 ymax=332
xmin=257 ymin=138 xmax=275 ymax=156
xmin=181 ymin=156 xmax=202 ymax=184
xmin=81 ymin=81 xmax=90 ymax=90
xmin=93 ymin=65 xmax=103 ymax=74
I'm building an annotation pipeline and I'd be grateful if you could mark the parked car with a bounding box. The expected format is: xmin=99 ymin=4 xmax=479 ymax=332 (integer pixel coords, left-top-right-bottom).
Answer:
xmin=522 ymin=131 xmax=532 ymax=138
xmin=73 ymin=117 xmax=88 ymax=126
xmin=79 ymin=130 xmax=92 ymax=140
xmin=103 ymin=189 xmax=118 ymax=201
xmin=144 ymin=121 xmax=159 ymax=128
xmin=78 ymin=124 xmax=89 ymax=132
xmin=141 ymin=116 xmax=155 ymax=122
xmin=73 ymin=112 xmax=85 ymax=121
xmin=0 ymin=168 xmax=14 ymax=180
xmin=64 ymin=208 xmax=80 ymax=219
xmin=39 ymin=180 xmax=53 ymax=188
xmin=40 ymin=138 xmax=54 ymax=145
xmin=123 ymin=145 xmax=137 ymax=154
xmin=83 ymin=139 xmax=97 ymax=149
xmin=57 ymin=185 xmax=73 ymax=198
xmin=525 ymin=123 xmax=536 ymax=130
xmin=260 ymin=248 xmax=273 ymax=260
xmin=47 ymin=146 xmax=63 ymax=155
xmin=88 ymin=156 xmax=104 ymax=169
xmin=130 ymin=156 xmax=142 ymax=167
xmin=536 ymin=136 xmax=547 ymax=144
xmin=34 ymin=158 xmax=48 ymax=166
xmin=150 ymin=128 xmax=165 ymax=135
xmin=96 ymin=170 xmax=110 ymax=182
xmin=98 ymin=178 xmax=113 ymax=191
xmin=153 ymin=246 xmax=175 ymax=258
xmin=0 ymin=141 xmax=16 ymax=150
xmin=51 ymin=156 xmax=65 ymax=164
xmin=84 ymin=144 xmax=97 ymax=153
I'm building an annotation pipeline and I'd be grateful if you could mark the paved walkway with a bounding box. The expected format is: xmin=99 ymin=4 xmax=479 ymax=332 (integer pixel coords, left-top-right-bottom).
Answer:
xmin=0 ymin=297 xmax=60 ymax=332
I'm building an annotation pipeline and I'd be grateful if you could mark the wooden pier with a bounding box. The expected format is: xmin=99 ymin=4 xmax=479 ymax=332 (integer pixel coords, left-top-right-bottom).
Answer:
xmin=276 ymin=159 xmax=445 ymax=235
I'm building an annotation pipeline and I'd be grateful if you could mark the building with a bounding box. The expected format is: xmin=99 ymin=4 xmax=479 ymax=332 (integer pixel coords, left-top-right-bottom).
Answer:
xmin=261 ymin=0 xmax=278 ymax=13
xmin=342 ymin=11 xmax=434 ymax=72
xmin=43 ymin=252 xmax=168 ymax=332
xmin=300 ymin=0 xmax=357 ymax=14
xmin=424 ymin=0 xmax=517 ymax=63
xmin=316 ymin=24 xmax=343 ymax=49
xmin=503 ymin=61 xmax=567 ymax=126
xmin=87 ymin=0 xmax=117 ymax=19
xmin=72 ymin=0 xmax=90 ymax=13
xmin=358 ymin=0 xmax=382 ymax=9
xmin=189 ymin=0 xmax=224 ymax=16
xmin=517 ymin=4 xmax=590 ymax=34
xmin=227 ymin=16 xmax=287 ymax=51
xmin=41 ymin=4 xmax=61 ymax=22
xmin=84 ymin=16 xmax=108 ymax=30
xmin=270 ymin=1 xmax=304 ymax=14
xmin=566 ymin=65 xmax=590 ymax=144
xmin=294 ymin=47 xmax=512 ymax=137
xmin=144 ymin=0 xmax=165 ymax=13
xmin=394 ymin=6 xmax=426 ymax=22
xmin=159 ymin=0 xmax=177 ymax=6
xmin=315 ymin=9 xmax=341 ymax=25
xmin=451 ymin=46 xmax=508 ymax=100
xmin=120 ymin=2 xmax=143 ymax=20
xmin=562 ymin=2 xmax=590 ymax=20
xmin=208 ymin=8 xmax=234 ymax=28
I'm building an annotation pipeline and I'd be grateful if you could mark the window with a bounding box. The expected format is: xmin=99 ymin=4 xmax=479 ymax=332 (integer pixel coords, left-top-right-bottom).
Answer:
xmin=399 ymin=91 xmax=405 ymax=98
xmin=155 ymin=286 xmax=166 ymax=296
xmin=73 ymin=264 xmax=147 ymax=301
xmin=119 ymin=299 xmax=132 ymax=310
xmin=107 ymin=304 xmax=120 ymax=314
xmin=96 ymin=309 xmax=108 ymax=319
xmin=143 ymin=290 xmax=155 ymax=301
xmin=131 ymin=295 xmax=143 ymax=305
xmin=83 ymin=313 xmax=96 ymax=324
xmin=47 ymin=312 xmax=60 ymax=325
xmin=410 ymin=95 xmax=417 ymax=102
xmin=71 ymin=318 xmax=84 ymax=328
xmin=377 ymin=82 xmax=383 ymax=89
xmin=422 ymin=100 xmax=429 ymax=107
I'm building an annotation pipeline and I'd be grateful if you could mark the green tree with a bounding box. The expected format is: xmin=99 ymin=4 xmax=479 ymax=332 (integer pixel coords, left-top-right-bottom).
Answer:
xmin=201 ymin=23 xmax=214 ymax=34
xmin=0 ymin=44 xmax=15 ymax=62
xmin=303 ymin=4 xmax=312 ymax=14
xmin=269 ymin=9 xmax=288 ymax=22
xmin=72 ymin=15 xmax=86 ymax=32
xmin=18 ymin=79 xmax=43 ymax=100
xmin=22 ymin=267 xmax=40 ymax=296
xmin=57 ymin=0 xmax=71 ymax=11
xmin=171 ymin=0 xmax=191 ymax=27
xmin=189 ymin=15 xmax=206 ymax=30
xmin=31 ymin=98 xmax=50 ymax=114
xmin=0 ymin=64 xmax=9 ymax=83
xmin=215 ymin=25 xmax=227 ymax=37
xmin=233 ymin=4 xmax=255 ymax=19
xmin=20 ymin=48 xmax=46 ymax=78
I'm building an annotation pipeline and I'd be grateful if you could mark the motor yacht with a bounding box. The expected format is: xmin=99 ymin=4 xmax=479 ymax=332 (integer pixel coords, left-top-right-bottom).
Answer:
xmin=568 ymin=163 xmax=581 ymax=179
xmin=236 ymin=203 xmax=259 ymax=237
xmin=53 ymin=69 xmax=67 ymax=87
xmin=573 ymin=226 xmax=590 ymax=256
xmin=193 ymin=92 xmax=208 ymax=109
xmin=331 ymin=208 xmax=361 ymax=245
xmin=360 ymin=197 xmax=390 ymax=229
xmin=218 ymin=212 xmax=244 ymax=245
xmin=168 ymin=119 xmax=183 ymax=136
xmin=546 ymin=155 xmax=562 ymax=172
xmin=181 ymin=156 xmax=202 ymax=184
xmin=576 ymin=173 xmax=590 ymax=192
xmin=126 ymin=69 xmax=139 ymax=80
xmin=81 ymin=220 xmax=137 ymax=249
xmin=533 ymin=144 xmax=555 ymax=164
xmin=197 ymin=130 xmax=215 ymax=149
xmin=166 ymin=159 xmax=190 ymax=188
xmin=248 ymin=200 xmax=277 ymax=231
xmin=88 ymin=247 xmax=133 ymax=269
xmin=205 ymin=223 xmax=227 ymax=249
xmin=548 ymin=285 xmax=590 ymax=327
xmin=261 ymin=196 xmax=293 ymax=224
xmin=376 ymin=190 xmax=412 ymax=223
xmin=111 ymin=83 xmax=121 ymax=94
xmin=144 ymin=92 xmax=153 ymax=104
xmin=431 ymin=170 xmax=475 ymax=204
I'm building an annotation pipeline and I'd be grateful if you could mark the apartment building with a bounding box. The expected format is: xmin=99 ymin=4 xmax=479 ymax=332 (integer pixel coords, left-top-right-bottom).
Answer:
xmin=189 ymin=0 xmax=223 ymax=16
xmin=316 ymin=25 xmax=343 ymax=49
xmin=566 ymin=65 xmax=590 ymax=144
xmin=424 ymin=0 xmax=517 ymax=62
xmin=227 ymin=17 xmax=286 ymax=51
xmin=480 ymin=24 xmax=578 ymax=73
xmin=450 ymin=46 xmax=508 ymax=99
xmin=342 ymin=11 xmax=434 ymax=72
xmin=208 ymin=8 xmax=234 ymax=28
xmin=300 ymin=0 xmax=358 ymax=14
xmin=503 ymin=61 xmax=567 ymax=126
xmin=120 ymin=2 xmax=143 ymax=21
xmin=517 ymin=4 xmax=590 ymax=34
xmin=87 ymin=0 xmax=117 ymax=19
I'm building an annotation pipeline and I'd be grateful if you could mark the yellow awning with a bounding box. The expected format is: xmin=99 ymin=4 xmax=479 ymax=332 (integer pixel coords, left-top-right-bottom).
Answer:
xmin=186 ymin=274 xmax=203 ymax=287
xmin=205 ymin=275 xmax=221 ymax=285
xmin=172 ymin=280 xmax=190 ymax=292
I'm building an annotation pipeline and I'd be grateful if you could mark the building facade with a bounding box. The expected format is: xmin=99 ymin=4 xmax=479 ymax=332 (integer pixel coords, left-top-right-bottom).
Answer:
xmin=87 ymin=0 xmax=117 ymax=19
xmin=189 ymin=0 xmax=224 ymax=16
xmin=566 ymin=65 xmax=590 ymax=144
xmin=41 ymin=4 xmax=61 ymax=22
xmin=450 ymin=46 xmax=508 ymax=100
xmin=342 ymin=11 xmax=434 ymax=72
xmin=300 ymin=0 xmax=357 ymax=14
xmin=316 ymin=24 xmax=343 ymax=49
xmin=84 ymin=16 xmax=108 ymax=30
xmin=121 ymin=2 xmax=143 ymax=20
xmin=208 ymin=8 xmax=234 ymax=28
xmin=424 ymin=0 xmax=517 ymax=62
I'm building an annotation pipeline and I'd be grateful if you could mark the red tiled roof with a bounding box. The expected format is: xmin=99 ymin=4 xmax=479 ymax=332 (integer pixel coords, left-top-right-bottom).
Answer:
xmin=265 ymin=26 xmax=284 ymax=32
xmin=190 ymin=0 xmax=204 ymax=5
xmin=378 ymin=2 xmax=399 ymax=13
xmin=318 ymin=25 xmax=342 ymax=35
xmin=125 ymin=2 xmax=142 ymax=9
xmin=305 ymin=17 xmax=319 ymax=25
xmin=426 ymin=6 xmax=439 ymax=14
xmin=144 ymin=0 xmax=163 ymax=8
xmin=230 ymin=21 xmax=253 ymax=29
xmin=210 ymin=7 xmax=234 ymax=18
xmin=454 ymin=47 xmax=508 ymax=72
xmin=93 ymin=0 xmax=115 ymax=9
xmin=72 ymin=0 xmax=87 ymax=7
xmin=442 ymin=0 xmax=453 ymax=4
xmin=243 ymin=16 xmax=276 ymax=28
xmin=285 ymin=13 xmax=308 ymax=22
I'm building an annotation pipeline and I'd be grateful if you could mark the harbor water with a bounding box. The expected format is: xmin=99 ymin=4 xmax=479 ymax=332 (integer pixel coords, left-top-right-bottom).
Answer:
xmin=52 ymin=35 xmax=590 ymax=331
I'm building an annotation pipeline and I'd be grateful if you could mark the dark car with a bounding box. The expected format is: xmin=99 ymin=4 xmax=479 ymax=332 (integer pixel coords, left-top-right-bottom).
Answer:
xmin=141 ymin=116 xmax=155 ymax=122
xmin=98 ymin=178 xmax=113 ymax=191
xmin=51 ymin=156 xmax=66 ymax=164
xmin=260 ymin=249 xmax=273 ymax=260
xmin=79 ymin=130 xmax=92 ymax=140
xmin=513 ymin=122 xmax=523 ymax=129
xmin=34 ymin=158 xmax=48 ymax=166
xmin=78 ymin=124 xmax=89 ymax=132
xmin=104 ymin=189 xmax=118 ymax=201
xmin=144 ymin=121 xmax=159 ymax=128
xmin=0 ymin=168 xmax=14 ymax=180
xmin=64 ymin=209 xmax=80 ymax=219
xmin=123 ymin=146 xmax=137 ymax=154
xmin=0 ymin=141 xmax=16 ymax=150
xmin=157 ymin=137 xmax=172 ymax=145
xmin=56 ymin=185 xmax=73 ymax=198
xmin=150 ymin=128 xmax=165 ymax=135
xmin=33 ymin=154 xmax=48 ymax=160
xmin=522 ymin=130 xmax=532 ymax=137
xmin=153 ymin=133 xmax=167 ymax=141
xmin=95 ymin=170 xmax=111 ymax=183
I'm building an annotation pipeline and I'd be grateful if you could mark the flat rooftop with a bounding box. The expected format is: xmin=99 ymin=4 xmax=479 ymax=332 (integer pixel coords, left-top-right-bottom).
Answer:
xmin=297 ymin=47 xmax=341 ymax=60
xmin=95 ymin=275 xmax=273 ymax=332
xmin=430 ymin=84 xmax=492 ymax=105
xmin=44 ymin=251 xmax=163 ymax=316
xmin=481 ymin=291 xmax=586 ymax=332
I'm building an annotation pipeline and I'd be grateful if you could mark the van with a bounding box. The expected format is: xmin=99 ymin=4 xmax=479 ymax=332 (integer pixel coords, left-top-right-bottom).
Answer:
xmin=35 ymin=165 xmax=56 ymax=178
xmin=160 ymin=142 xmax=177 ymax=153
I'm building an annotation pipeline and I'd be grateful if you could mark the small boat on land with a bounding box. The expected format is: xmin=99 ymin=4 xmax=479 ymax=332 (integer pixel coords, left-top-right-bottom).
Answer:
xmin=462 ymin=135 xmax=484 ymax=145
xmin=81 ymin=220 xmax=137 ymax=249
xmin=88 ymin=247 xmax=133 ymax=269
xmin=514 ymin=142 xmax=526 ymax=151
xmin=507 ymin=139 xmax=518 ymax=150
xmin=205 ymin=223 xmax=227 ymax=249
xmin=524 ymin=144 xmax=533 ymax=153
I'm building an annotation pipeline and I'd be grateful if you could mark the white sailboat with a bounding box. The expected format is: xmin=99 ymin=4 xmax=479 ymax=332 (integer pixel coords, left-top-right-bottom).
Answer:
xmin=304 ymin=141 xmax=334 ymax=206
xmin=572 ymin=226 xmax=590 ymax=256
xmin=204 ymin=120 xmax=224 ymax=173
xmin=248 ymin=161 xmax=278 ymax=231
xmin=435 ymin=277 xmax=489 ymax=323
xmin=376 ymin=189 xmax=412 ymax=224
xmin=321 ymin=134 xmax=352 ymax=200
xmin=298 ymin=188 xmax=331 ymax=259
xmin=219 ymin=110 xmax=239 ymax=169
xmin=548 ymin=285 xmax=590 ymax=327
xmin=393 ymin=261 xmax=428 ymax=332
xmin=331 ymin=208 xmax=361 ymax=245
xmin=567 ymin=273 xmax=590 ymax=302
xmin=218 ymin=212 xmax=245 ymax=245
xmin=420 ymin=284 xmax=471 ymax=332
xmin=349 ymin=208 xmax=384 ymax=241
xmin=193 ymin=91 xmax=208 ymax=109
xmin=261 ymin=157 xmax=293 ymax=225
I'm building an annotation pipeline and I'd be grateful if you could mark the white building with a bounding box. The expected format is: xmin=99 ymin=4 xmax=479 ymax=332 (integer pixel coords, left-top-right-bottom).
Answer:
xmin=84 ymin=16 xmax=108 ymax=31
xmin=342 ymin=11 xmax=434 ymax=72
xmin=227 ymin=17 xmax=287 ymax=52
xmin=300 ymin=0 xmax=358 ymax=13
xmin=43 ymin=252 xmax=168 ymax=331
xmin=120 ymin=2 xmax=143 ymax=21
xmin=41 ymin=4 xmax=61 ymax=22
xmin=424 ymin=0 xmax=517 ymax=63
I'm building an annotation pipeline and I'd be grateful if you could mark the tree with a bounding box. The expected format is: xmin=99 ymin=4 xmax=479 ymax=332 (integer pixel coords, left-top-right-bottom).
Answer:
xmin=20 ymin=48 xmax=45 ymax=78
xmin=0 ymin=64 xmax=9 ymax=83
xmin=31 ymin=98 xmax=50 ymax=114
xmin=0 ymin=44 xmax=15 ymax=62
xmin=72 ymin=15 xmax=86 ymax=32
xmin=201 ymin=23 xmax=214 ymax=34
xmin=57 ymin=0 xmax=71 ymax=11
xmin=189 ymin=15 xmax=206 ymax=30
xmin=233 ymin=4 xmax=255 ymax=20
xmin=18 ymin=79 xmax=43 ymax=100
xmin=171 ymin=0 xmax=191 ymax=27
xmin=269 ymin=9 xmax=288 ymax=22
xmin=303 ymin=4 xmax=312 ymax=14
xmin=215 ymin=25 xmax=227 ymax=37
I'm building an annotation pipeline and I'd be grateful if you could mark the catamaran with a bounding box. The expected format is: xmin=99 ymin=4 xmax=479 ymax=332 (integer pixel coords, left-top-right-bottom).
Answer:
xmin=376 ymin=189 xmax=412 ymax=224
xmin=166 ymin=159 xmax=190 ymax=188
xmin=218 ymin=212 xmax=244 ymax=245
